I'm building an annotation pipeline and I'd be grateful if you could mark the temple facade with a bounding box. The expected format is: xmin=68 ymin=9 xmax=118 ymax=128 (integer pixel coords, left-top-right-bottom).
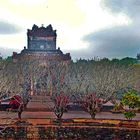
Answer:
xmin=13 ymin=24 xmax=71 ymax=62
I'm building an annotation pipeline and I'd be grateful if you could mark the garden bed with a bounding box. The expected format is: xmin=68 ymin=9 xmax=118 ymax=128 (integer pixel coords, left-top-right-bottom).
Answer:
xmin=0 ymin=118 xmax=140 ymax=139
xmin=0 ymin=125 xmax=139 ymax=139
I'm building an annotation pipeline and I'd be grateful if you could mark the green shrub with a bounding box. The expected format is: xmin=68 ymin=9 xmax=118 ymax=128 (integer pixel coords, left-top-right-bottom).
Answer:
xmin=123 ymin=111 xmax=136 ymax=120
xmin=121 ymin=89 xmax=140 ymax=120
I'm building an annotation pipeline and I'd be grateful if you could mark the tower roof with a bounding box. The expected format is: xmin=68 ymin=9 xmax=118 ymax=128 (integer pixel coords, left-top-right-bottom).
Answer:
xmin=27 ymin=24 xmax=57 ymax=37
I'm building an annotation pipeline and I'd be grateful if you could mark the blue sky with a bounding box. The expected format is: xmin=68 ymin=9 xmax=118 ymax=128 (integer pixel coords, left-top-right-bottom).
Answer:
xmin=0 ymin=0 xmax=139 ymax=59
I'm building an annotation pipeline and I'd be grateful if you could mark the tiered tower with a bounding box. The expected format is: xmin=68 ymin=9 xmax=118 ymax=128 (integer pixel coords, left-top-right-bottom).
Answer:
xmin=13 ymin=24 xmax=71 ymax=62
xmin=27 ymin=24 xmax=57 ymax=51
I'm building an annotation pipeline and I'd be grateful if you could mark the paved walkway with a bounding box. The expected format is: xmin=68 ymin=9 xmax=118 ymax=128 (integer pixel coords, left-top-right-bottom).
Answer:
xmin=1 ymin=95 xmax=140 ymax=120
xmin=0 ymin=111 xmax=140 ymax=120
xmin=26 ymin=95 xmax=54 ymax=111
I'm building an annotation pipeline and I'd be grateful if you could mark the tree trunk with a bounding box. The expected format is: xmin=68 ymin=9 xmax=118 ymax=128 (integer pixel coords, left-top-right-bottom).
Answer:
xmin=90 ymin=112 xmax=96 ymax=119
xmin=18 ymin=104 xmax=24 ymax=119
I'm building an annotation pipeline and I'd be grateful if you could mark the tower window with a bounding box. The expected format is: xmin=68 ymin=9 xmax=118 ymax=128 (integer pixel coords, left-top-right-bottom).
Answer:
xmin=40 ymin=45 xmax=44 ymax=49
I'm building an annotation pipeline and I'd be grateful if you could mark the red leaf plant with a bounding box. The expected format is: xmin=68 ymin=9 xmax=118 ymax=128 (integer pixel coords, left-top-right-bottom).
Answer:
xmin=81 ymin=93 xmax=102 ymax=119
xmin=53 ymin=92 xmax=69 ymax=121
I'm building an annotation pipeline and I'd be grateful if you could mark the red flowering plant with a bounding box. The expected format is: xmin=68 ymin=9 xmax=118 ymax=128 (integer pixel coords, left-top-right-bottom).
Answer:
xmin=53 ymin=92 xmax=69 ymax=121
xmin=81 ymin=93 xmax=102 ymax=119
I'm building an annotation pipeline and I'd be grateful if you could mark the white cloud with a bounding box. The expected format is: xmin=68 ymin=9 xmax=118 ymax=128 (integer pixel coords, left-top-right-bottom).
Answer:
xmin=9 ymin=0 xmax=47 ymax=5
xmin=0 ymin=0 xmax=138 ymax=59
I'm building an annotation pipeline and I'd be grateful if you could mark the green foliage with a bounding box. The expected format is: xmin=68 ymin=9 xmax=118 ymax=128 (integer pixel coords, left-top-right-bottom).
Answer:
xmin=121 ymin=90 xmax=140 ymax=109
xmin=120 ymin=57 xmax=138 ymax=66
xmin=123 ymin=111 xmax=136 ymax=120
xmin=5 ymin=56 xmax=12 ymax=61
xmin=111 ymin=58 xmax=120 ymax=64
xmin=121 ymin=90 xmax=140 ymax=120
